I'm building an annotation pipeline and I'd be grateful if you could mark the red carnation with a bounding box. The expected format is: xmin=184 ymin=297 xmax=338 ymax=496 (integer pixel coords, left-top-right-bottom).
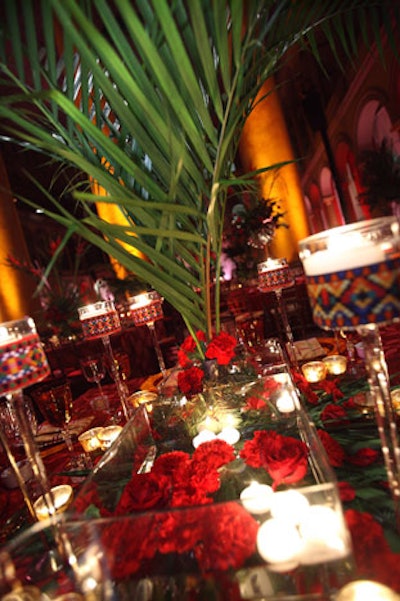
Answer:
xmin=317 ymin=429 xmax=345 ymax=467
xmin=320 ymin=403 xmax=349 ymax=427
xmin=205 ymin=332 xmax=237 ymax=365
xmin=177 ymin=365 xmax=204 ymax=395
xmin=337 ymin=481 xmax=356 ymax=502
xmin=192 ymin=438 xmax=235 ymax=471
xmin=347 ymin=447 xmax=379 ymax=466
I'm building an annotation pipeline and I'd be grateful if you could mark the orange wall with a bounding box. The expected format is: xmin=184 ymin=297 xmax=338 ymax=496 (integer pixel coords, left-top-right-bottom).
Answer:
xmin=0 ymin=153 xmax=39 ymax=321
xmin=239 ymin=78 xmax=310 ymax=262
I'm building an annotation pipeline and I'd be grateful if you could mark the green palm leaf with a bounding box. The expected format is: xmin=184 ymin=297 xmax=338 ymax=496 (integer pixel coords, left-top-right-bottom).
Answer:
xmin=0 ymin=0 xmax=398 ymax=338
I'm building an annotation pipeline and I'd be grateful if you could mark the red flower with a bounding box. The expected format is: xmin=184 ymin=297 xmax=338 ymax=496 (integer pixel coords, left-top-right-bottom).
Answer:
xmin=338 ymin=481 xmax=356 ymax=502
xmin=205 ymin=332 xmax=237 ymax=365
xmin=177 ymin=365 xmax=204 ymax=396
xmin=244 ymin=396 xmax=268 ymax=411
xmin=291 ymin=371 xmax=319 ymax=404
xmin=240 ymin=430 xmax=308 ymax=488
xmin=152 ymin=450 xmax=191 ymax=480
xmin=344 ymin=509 xmax=400 ymax=591
xmin=320 ymin=403 xmax=349 ymax=427
xmin=178 ymin=331 xmax=207 ymax=366
xmin=192 ymin=438 xmax=235 ymax=471
xmin=317 ymin=430 xmax=345 ymax=467
xmin=318 ymin=379 xmax=344 ymax=400
xmin=347 ymin=447 xmax=379 ymax=466
xmin=193 ymin=503 xmax=258 ymax=573
xmin=115 ymin=472 xmax=170 ymax=514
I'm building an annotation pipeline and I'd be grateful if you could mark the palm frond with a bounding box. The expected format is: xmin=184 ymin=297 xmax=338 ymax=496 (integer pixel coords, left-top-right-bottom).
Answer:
xmin=0 ymin=0 xmax=398 ymax=337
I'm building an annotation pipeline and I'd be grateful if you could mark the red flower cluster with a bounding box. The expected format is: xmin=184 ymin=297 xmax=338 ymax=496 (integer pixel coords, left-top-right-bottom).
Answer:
xmin=176 ymin=330 xmax=238 ymax=395
xmin=345 ymin=509 xmax=400 ymax=591
xmin=101 ymin=501 xmax=258 ymax=580
xmin=240 ymin=430 xmax=308 ymax=489
xmin=116 ymin=439 xmax=235 ymax=514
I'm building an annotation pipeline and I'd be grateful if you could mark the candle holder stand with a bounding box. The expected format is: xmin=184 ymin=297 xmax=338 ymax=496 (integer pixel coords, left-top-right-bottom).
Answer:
xmin=258 ymin=258 xmax=298 ymax=369
xmin=0 ymin=317 xmax=57 ymax=520
xmin=299 ymin=216 xmax=400 ymax=532
xmin=129 ymin=291 xmax=166 ymax=376
xmin=78 ymin=301 xmax=130 ymax=423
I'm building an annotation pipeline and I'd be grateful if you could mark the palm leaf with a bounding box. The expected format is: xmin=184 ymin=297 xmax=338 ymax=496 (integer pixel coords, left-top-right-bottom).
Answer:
xmin=0 ymin=0 xmax=398 ymax=338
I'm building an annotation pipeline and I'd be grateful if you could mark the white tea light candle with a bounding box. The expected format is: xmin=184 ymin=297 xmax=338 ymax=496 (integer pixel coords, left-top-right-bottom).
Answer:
xmin=240 ymin=481 xmax=273 ymax=515
xmin=33 ymin=484 xmax=73 ymax=520
xmin=336 ymin=580 xmax=400 ymax=601
xmin=322 ymin=354 xmax=347 ymax=375
xmin=217 ymin=426 xmax=240 ymax=445
xmin=97 ymin=425 xmax=123 ymax=449
xmin=192 ymin=429 xmax=217 ymax=448
xmin=78 ymin=427 xmax=104 ymax=453
xmin=256 ymin=517 xmax=302 ymax=570
xmin=269 ymin=490 xmax=310 ymax=524
xmin=276 ymin=390 xmax=296 ymax=413
xmin=301 ymin=361 xmax=327 ymax=383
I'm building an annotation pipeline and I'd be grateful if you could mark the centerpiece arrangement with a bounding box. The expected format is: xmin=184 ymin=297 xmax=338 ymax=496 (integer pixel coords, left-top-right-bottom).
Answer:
xmin=69 ymin=357 xmax=354 ymax=600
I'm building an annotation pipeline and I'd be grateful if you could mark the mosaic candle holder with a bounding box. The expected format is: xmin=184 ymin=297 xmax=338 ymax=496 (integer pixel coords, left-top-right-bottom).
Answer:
xmin=299 ymin=216 xmax=400 ymax=531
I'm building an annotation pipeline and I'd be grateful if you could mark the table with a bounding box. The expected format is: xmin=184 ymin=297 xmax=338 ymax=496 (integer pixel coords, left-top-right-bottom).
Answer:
xmin=0 ymin=377 xmax=144 ymax=545
xmin=2 ymin=327 xmax=400 ymax=597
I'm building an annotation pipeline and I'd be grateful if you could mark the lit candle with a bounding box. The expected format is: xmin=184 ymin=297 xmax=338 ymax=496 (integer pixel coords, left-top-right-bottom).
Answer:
xmin=217 ymin=426 xmax=240 ymax=445
xmin=276 ymin=390 xmax=296 ymax=413
xmin=301 ymin=361 xmax=327 ymax=383
xmin=78 ymin=427 xmax=104 ymax=453
xmin=256 ymin=517 xmax=303 ymax=570
xmin=33 ymin=484 xmax=73 ymax=520
xmin=336 ymin=580 xmax=400 ymax=601
xmin=391 ymin=388 xmax=400 ymax=411
xmin=322 ymin=354 xmax=347 ymax=375
xmin=269 ymin=489 xmax=310 ymax=524
xmin=240 ymin=481 xmax=273 ymax=515
xmin=298 ymin=505 xmax=348 ymax=564
xmin=198 ymin=415 xmax=220 ymax=434
xmin=192 ymin=429 xmax=217 ymax=448
xmin=0 ymin=325 xmax=19 ymax=344
xmin=301 ymin=233 xmax=387 ymax=276
xmin=78 ymin=301 xmax=121 ymax=339
xmin=129 ymin=390 xmax=158 ymax=413
xmin=97 ymin=425 xmax=123 ymax=450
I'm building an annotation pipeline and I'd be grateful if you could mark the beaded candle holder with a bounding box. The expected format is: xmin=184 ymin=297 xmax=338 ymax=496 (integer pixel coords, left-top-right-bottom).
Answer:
xmin=129 ymin=291 xmax=166 ymax=375
xmin=257 ymin=258 xmax=297 ymax=367
xmin=78 ymin=301 xmax=130 ymax=422
xmin=0 ymin=316 xmax=54 ymax=520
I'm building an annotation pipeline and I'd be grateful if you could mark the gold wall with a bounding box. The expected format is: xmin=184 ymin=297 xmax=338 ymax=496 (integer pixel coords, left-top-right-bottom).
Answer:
xmin=0 ymin=153 xmax=39 ymax=322
xmin=238 ymin=78 xmax=310 ymax=262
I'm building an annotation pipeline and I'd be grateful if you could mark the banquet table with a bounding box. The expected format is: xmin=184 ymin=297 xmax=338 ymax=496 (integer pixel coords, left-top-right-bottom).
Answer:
xmin=0 ymin=376 xmax=145 ymax=544
xmin=1 ymin=325 xmax=400 ymax=597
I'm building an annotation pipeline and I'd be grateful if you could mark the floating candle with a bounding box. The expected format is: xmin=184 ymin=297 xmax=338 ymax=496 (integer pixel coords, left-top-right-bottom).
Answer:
xmin=192 ymin=429 xmax=216 ymax=449
xmin=240 ymin=481 xmax=273 ymax=515
xmin=256 ymin=517 xmax=302 ymax=570
xmin=336 ymin=580 xmax=400 ymax=601
xmin=269 ymin=490 xmax=310 ymax=524
xmin=276 ymin=390 xmax=296 ymax=413
xmin=217 ymin=426 xmax=240 ymax=445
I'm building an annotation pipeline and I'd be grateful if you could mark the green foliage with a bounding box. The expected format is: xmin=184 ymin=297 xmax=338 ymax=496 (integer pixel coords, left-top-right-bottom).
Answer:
xmin=358 ymin=140 xmax=400 ymax=216
xmin=0 ymin=0 xmax=398 ymax=337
